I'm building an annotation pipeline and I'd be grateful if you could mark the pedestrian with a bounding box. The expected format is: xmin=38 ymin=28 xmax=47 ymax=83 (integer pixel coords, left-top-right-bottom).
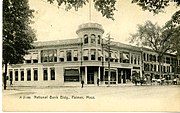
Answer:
xmin=97 ymin=78 xmax=100 ymax=86
xmin=81 ymin=80 xmax=84 ymax=88
xmin=173 ymin=78 xmax=177 ymax=85
xmin=10 ymin=78 xmax=12 ymax=86
xmin=150 ymin=75 xmax=152 ymax=85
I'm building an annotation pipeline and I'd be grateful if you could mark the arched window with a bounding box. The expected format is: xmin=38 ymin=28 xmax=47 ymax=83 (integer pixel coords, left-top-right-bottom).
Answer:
xmin=91 ymin=34 xmax=96 ymax=43
xmin=84 ymin=34 xmax=88 ymax=44
xmin=97 ymin=35 xmax=101 ymax=44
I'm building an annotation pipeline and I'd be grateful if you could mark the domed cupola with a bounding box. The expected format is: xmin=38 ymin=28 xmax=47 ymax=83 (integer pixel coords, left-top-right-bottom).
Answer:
xmin=76 ymin=23 xmax=104 ymax=46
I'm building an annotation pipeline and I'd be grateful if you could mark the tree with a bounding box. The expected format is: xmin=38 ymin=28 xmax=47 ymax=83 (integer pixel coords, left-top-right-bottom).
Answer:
xmin=47 ymin=0 xmax=117 ymax=20
xmin=129 ymin=21 xmax=176 ymax=78
xmin=164 ymin=10 xmax=180 ymax=75
xmin=132 ymin=0 xmax=180 ymax=14
xmin=165 ymin=10 xmax=180 ymax=55
xmin=3 ymin=0 xmax=36 ymax=90
xmin=46 ymin=0 xmax=180 ymax=20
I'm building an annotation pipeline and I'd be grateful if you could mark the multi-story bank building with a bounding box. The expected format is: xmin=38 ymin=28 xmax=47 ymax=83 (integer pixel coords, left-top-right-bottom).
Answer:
xmin=6 ymin=23 xmax=179 ymax=86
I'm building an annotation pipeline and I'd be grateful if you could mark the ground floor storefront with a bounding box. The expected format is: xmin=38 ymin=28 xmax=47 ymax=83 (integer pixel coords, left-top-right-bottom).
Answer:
xmin=5 ymin=65 xmax=142 ymax=86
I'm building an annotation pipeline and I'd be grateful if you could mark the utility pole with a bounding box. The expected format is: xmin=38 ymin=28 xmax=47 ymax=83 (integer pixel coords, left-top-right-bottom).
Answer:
xmin=80 ymin=37 xmax=83 ymax=81
xmin=104 ymin=33 xmax=113 ymax=87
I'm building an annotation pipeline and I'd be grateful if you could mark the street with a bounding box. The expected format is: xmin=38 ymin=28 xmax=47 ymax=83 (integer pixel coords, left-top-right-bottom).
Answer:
xmin=2 ymin=85 xmax=180 ymax=112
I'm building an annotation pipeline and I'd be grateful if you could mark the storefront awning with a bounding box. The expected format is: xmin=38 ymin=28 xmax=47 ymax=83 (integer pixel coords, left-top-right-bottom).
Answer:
xmin=32 ymin=53 xmax=38 ymax=60
xmin=83 ymin=50 xmax=88 ymax=56
xmin=90 ymin=50 xmax=96 ymax=55
xmin=105 ymin=51 xmax=108 ymax=58
xmin=24 ymin=54 xmax=31 ymax=60
xmin=59 ymin=51 xmax=64 ymax=58
xmin=111 ymin=52 xmax=116 ymax=59
xmin=98 ymin=50 xmax=103 ymax=57
xmin=115 ymin=52 xmax=118 ymax=59
xmin=123 ymin=53 xmax=129 ymax=60
xmin=74 ymin=51 xmax=78 ymax=57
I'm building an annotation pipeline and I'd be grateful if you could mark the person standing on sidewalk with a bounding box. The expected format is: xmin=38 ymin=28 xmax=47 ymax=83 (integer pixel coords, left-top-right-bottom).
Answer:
xmin=97 ymin=78 xmax=100 ymax=86
xmin=81 ymin=80 xmax=84 ymax=88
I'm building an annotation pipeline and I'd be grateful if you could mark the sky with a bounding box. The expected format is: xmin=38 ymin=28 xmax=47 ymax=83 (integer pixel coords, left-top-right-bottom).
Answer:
xmin=29 ymin=0 xmax=179 ymax=44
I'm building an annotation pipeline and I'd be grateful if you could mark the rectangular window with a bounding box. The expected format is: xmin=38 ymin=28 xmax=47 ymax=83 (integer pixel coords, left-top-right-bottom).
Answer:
xmin=34 ymin=69 xmax=38 ymax=81
xmin=83 ymin=49 xmax=89 ymax=61
xmin=138 ymin=56 xmax=140 ymax=65
xmin=27 ymin=69 xmax=31 ymax=81
xmin=15 ymin=70 xmax=18 ymax=81
xmin=66 ymin=50 xmax=72 ymax=61
xmin=143 ymin=53 xmax=146 ymax=61
xmin=134 ymin=55 xmax=137 ymax=64
xmin=151 ymin=64 xmax=153 ymax=71
xmin=154 ymin=64 xmax=156 ymax=72
xmin=164 ymin=66 xmax=166 ymax=73
xmin=59 ymin=51 xmax=65 ymax=62
xmin=26 ymin=60 xmax=31 ymax=63
xmin=21 ymin=70 xmax=24 ymax=81
xmin=60 ymin=58 xmax=64 ymax=62
xmin=91 ymin=49 xmax=96 ymax=60
xmin=166 ymin=57 xmax=170 ymax=64
xmin=73 ymin=50 xmax=78 ymax=61
xmin=49 ymin=51 xmax=54 ymax=62
xmin=43 ymin=69 xmax=48 ymax=80
xmin=64 ymin=69 xmax=79 ymax=82
xmin=33 ymin=60 xmax=38 ymax=63
xmin=51 ymin=68 xmax=55 ymax=80
xmin=122 ymin=53 xmax=129 ymax=63
xmin=41 ymin=50 xmax=57 ymax=63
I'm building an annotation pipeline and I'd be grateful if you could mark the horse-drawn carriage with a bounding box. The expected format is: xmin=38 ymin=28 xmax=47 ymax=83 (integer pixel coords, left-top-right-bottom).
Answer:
xmin=132 ymin=72 xmax=147 ymax=86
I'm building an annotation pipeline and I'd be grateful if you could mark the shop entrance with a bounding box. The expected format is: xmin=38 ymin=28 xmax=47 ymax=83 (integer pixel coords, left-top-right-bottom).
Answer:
xmin=118 ymin=68 xmax=131 ymax=84
xmin=87 ymin=67 xmax=98 ymax=84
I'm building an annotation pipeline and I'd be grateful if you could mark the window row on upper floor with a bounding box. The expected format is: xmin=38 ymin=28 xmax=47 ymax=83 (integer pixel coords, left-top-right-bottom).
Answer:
xmin=143 ymin=53 xmax=177 ymax=65
xmin=144 ymin=63 xmax=174 ymax=73
xmin=24 ymin=49 xmax=141 ymax=65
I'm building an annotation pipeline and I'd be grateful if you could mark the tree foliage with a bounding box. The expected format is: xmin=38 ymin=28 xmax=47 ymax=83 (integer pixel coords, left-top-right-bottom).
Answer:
xmin=47 ymin=0 xmax=117 ymax=20
xmin=129 ymin=20 xmax=179 ymax=77
xmin=130 ymin=21 xmax=176 ymax=58
xmin=3 ymin=0 xmax=36 ymax=89
xmin=132 ymin=0 xmax=180 ymax=14
xmin=3 ymin=0 xmax=36 ymax=64
xmin=164 ymin=10 xmax=180 ymax=56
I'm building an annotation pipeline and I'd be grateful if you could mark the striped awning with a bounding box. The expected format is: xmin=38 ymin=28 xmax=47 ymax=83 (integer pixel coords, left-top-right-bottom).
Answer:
xmin=74 ymin=50 xmax=78 ymax=57
xmin=24 ymin=54 xmax=31 ymax=60
xmin=115 ymin=52 xmax=118 ymax=59
xmin=111 ymin=52 xmax=116 ymax=59
xmin=59 ymin=51 xmax=64 ymax=58
xmin=83 ymin=50 xmax=88 ymax=56
xmin=123 ymin=53 xmax=129 ymax=60
xmin=105 ymin=51 xmax=108 ymax=58
xmin=98 ymin=50 xmax=103 ymax=57
xmin=32 ymin=53 xmax=38 ymax=59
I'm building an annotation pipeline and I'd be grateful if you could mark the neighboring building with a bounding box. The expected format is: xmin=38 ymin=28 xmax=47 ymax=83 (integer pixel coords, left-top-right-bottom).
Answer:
xmin=142 ymin=48 xmax=178 ymax=80
xmin=5 ymin=23 xmax=179 ymax=86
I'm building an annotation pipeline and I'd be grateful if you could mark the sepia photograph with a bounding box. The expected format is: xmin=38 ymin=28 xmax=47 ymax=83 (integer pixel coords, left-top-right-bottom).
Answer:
xmin=2 ymin=0 xmax=180 ymax=112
